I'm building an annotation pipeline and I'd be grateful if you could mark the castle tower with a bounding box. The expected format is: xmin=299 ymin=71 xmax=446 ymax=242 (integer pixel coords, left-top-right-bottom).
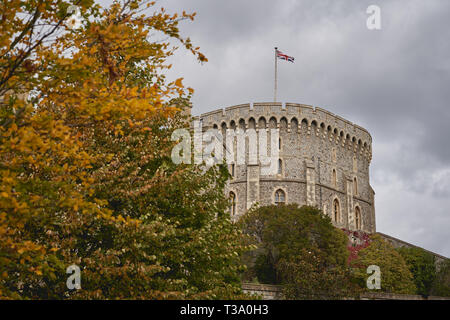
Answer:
xmin=197 ymin=102 xmax=376 ymax=233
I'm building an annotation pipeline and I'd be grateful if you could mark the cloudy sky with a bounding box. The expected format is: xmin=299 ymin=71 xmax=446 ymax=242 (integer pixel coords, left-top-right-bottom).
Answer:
xmin=153 ymin=0 xmax=450 ymax=257
xmin=97 ymin=0 xmax=450 ymax=256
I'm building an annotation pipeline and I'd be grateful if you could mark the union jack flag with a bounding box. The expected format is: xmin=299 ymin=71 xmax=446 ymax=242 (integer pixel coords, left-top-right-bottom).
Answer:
xmin=276 ymin=49 xmax=294 ymax=63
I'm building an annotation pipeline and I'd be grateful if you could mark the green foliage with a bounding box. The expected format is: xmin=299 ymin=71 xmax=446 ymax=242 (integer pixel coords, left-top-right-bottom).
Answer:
xmin=431 ymin=259 xmax=450 ymax=297
xmin=278 ymin=247 xmax=361 ymax=300
xmin=254 ymin=254 xmax=278 ymax=285
xmin=0 ymin=0 xmax=249 ymax=299
xmin=351 ymin=235 xmax=416 ymax=295
xmin=239 ymin=204 xmax=360 ymax=299
xmin=397 ymin=247 xmax=436 ymax=296
xmin=82 ymin=113 xmax=250 ymax=299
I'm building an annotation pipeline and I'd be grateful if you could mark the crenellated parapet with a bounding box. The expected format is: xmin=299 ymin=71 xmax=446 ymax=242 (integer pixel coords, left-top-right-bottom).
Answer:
xmin=197 ymin=102 xmax=372 ymax=163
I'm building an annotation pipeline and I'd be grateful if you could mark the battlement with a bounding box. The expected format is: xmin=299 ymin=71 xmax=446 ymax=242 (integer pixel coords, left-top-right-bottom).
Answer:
xmin=197 ymin=102 xmax=372 ymax=161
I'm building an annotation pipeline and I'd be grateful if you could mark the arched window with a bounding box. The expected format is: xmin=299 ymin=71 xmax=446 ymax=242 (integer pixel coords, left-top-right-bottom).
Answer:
xmin=301 ymin=119 xmax=308 ymax=134
xmin=332 ymin=169 xmax=337 ymax=188
xmin=280 ymin=117 xmax=288 ymax=131
xmin=248 ymin=117 xmax=256 ymax=129
xmin=239 ymin=118 xmax=246 ymax=131
xmin=258 ymin=117 xmax=267 ymax=129
xmin=333 ymin=198 xmax=340 ymax=223
xmin=291 ymin=118 xmax=299 ymax=133
xmin=269 ymin=117 xmax=277 ymax=129
xmin=353 ymin=177 xmax=358 ymax=195
xmin=275 ymin=189 xmax=286 ymax=205
xmin=229 ymin=192 xmax=236 ymax=215
xmin=355 ymin=206 xmax=361 ymax=230
xmin=278 ymin=159 xmax=283 ymax=175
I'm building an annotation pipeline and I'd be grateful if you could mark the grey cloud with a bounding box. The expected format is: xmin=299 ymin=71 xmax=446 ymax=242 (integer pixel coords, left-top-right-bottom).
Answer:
xmin=136 ymin=0 xmax=450 ymax=255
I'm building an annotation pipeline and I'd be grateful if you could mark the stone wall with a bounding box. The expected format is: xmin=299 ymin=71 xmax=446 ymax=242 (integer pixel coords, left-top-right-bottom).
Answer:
xmin=242 ymin=283 xmax=450 ymax=300
xmin=378 ymin=232 xmax=448 ymax=264
xmin=242 ymin=283 xmax=283 ymax=300
xmin=197 ymin=102 xmax=375 ymax=233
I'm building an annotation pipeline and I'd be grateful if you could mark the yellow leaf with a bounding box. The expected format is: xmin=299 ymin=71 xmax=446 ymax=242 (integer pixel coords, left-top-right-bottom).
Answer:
xmin=174 ymin=78 xmax=183 ymax=87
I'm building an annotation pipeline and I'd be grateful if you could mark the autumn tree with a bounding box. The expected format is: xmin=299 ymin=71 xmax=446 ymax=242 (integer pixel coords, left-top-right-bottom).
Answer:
xmin=431 ymin=259 xmax=450 ymax=297
xmin=351 ymin=234 xmax=416 ymax=295
xmin=397 ymin=247 xmax=436 ymax=296
xmin=0 ymin=0 xmax=104 ymax=299
xmin=239 ymin=205 xmax=361 ymax=299
xmin=1 ymin=0 xmax=249 ymax=299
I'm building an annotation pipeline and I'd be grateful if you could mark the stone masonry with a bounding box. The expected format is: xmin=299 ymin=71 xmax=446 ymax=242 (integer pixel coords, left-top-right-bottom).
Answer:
xmin=195 ymin=102 xmax=375 ymax=233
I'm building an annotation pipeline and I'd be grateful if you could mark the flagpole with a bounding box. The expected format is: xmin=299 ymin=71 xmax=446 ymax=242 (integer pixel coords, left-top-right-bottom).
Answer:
xmin=274 ymin=47 xmax=278 ymax=102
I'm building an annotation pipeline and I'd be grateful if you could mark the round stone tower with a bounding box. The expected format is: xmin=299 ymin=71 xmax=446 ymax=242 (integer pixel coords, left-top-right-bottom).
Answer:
xmin=196 ymin=102 xmax=375 ymax=233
